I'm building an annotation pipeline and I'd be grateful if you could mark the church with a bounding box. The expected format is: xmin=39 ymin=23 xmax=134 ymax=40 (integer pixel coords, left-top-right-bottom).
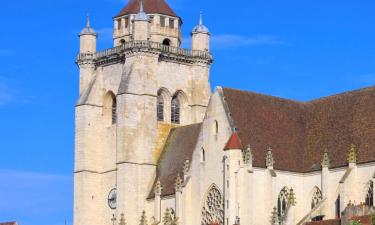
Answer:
xmin=74 ymin=1 xmax=375 ymax=225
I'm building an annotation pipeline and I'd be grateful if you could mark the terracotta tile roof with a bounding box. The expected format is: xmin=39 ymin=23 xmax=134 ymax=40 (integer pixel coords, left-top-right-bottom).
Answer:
xmin=116 ymin=0 xmax=177 ymax=18
xmin=305 ymin=219 xmax=341 ymax=225
xmin=148 ymin=123 xmax=202 ymax=199
xmin=222 ymin=86 xmax=375 ymax=172
xmin=224 ymin=132 xmax=243 ymax=150
xmin=0 ymin=222 xmax=18 ymax=225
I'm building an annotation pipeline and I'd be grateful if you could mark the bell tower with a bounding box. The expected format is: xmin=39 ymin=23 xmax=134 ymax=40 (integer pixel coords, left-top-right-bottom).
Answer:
xmin=74 ymin=1 xmax=212 ymax=225
xmin=113 ymin=0 xmax=181 ymax=47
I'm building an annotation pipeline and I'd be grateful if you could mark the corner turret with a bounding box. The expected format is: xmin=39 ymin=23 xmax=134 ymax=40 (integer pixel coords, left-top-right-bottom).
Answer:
xmin=133 ymin=0 xmax=150 ymax=41
xmin=79 ymin=15 xmax=97 ymax=53
xmin=191 ymin=12 xmax=210 ymax=51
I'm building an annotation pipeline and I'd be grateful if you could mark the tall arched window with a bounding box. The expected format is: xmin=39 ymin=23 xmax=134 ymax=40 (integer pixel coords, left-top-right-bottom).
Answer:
xmin=201 ymin=148 xmax=206 ymax=163
xmin=311 ymin=186 xmax=323 ymax=209
xmin=157 ymin=91 xmax=164 ymax=122
xmin=365 ymin=180 xmax=373 ymax=207
xmin=277 ymin=187 xmax=289 ymax=218
xmin=335 ymin=195 xmax=341 ymax=219
xmin=171 ymin=96 xmax=180 ymax=124
xmin=213 ymin=120 xmax=219 ymax=135
xmin=103 ymin=91 xmax=117 ymax=126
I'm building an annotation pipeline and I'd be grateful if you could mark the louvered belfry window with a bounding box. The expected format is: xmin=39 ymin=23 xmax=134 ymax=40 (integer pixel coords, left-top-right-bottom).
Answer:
xmin=171 ymin=96 xmax=180 ymax=124
xmin=112 ymin=97 xmax=117 ymax=124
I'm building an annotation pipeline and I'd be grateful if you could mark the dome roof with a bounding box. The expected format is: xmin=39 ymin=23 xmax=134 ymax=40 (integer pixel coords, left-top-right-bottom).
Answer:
xmin=116 ymin=0 xmax=177 ymax=18
xmin=192 ymin=12 xmax=209 ymax=34
xmin=79 ymin=16 xmax=97 ymax=36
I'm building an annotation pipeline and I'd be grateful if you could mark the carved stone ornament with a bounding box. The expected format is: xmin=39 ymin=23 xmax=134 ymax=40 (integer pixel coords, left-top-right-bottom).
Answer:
xmin=266 ymin=147 xmax=274 ymax=168
xmin=183 ymin=160 xmax=190 ymax=175
xmin=270 ymin=207 xmax=279 ymax=225
xmin=321 ymin=150 xmax=330 ymax=168
xmin=243 ymin=145 xmax=253 ymax=165
xmin=348 ymin=144 xmax=357 ymax=164
xmin=140 ymin=210 xmax=148 ymax=225
xmin=163 ymin=208 xmax=178 ymax=225
xmin=175 ymin=174 xmax=183 ymax=193
xmin=154 ymin=179 xmax=163 ymax=196
xmin=119 ymin=213 xmax=126 ymax=225
xmin=288 ymin=188 xmax=296 ymax=206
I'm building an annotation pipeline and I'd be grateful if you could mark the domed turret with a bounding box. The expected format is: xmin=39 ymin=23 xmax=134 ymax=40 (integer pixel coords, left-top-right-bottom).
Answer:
xmin=191 ymin=12 xmax=210 ymax=51
xmin=79 ymin=16 xmax=98 ymax=53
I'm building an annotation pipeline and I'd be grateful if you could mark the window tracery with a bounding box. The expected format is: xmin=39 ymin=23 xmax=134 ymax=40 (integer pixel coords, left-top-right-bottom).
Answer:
xmin=311 ymin=186 xmax=323 ymax=209
xmin=157 ymin=91 xmax=164 ymax=121
xmin=201 ymin=185 xmax=224 ymax=225
xmin=277 ymin=187 xmax=289 ymax=218
xmin=365 ymin=180 xmax=373 ymax=207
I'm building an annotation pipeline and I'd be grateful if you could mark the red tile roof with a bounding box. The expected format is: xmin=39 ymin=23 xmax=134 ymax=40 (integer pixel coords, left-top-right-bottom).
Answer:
xmin=116 ymin=0 xmax=177 ymax=18
xmin=0 ymin=222 xmax=18 ymax=225
xmin=305 ymin=219 xmax=341 ymax=225
xmin=224 ymin=132 xmax=243 ymax=150
xmin=222 ymin=86 xmax=375 ymax=172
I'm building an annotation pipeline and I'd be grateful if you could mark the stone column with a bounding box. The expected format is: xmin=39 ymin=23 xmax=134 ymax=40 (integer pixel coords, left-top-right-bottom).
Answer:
xmin=175 ymin=175 xmax=183 ymax=223
xmin=321 ymin=150 xmax=332 ymax=219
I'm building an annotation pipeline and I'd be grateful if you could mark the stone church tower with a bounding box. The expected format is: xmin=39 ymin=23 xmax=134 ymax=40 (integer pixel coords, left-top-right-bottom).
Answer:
xmin=74 ymin=0 xmax=212 ymax=225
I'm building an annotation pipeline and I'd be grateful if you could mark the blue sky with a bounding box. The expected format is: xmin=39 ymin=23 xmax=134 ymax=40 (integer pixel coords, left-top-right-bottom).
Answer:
xmin=0 ymin=0 xmax=374 ymax=224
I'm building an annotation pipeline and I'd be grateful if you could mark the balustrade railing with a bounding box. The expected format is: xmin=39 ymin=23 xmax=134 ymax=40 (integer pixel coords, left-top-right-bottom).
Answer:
xmin=77 ymin=41 xmax=212 ymax=62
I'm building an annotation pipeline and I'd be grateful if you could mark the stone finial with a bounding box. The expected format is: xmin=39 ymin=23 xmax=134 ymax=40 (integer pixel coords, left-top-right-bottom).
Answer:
xmin=163 ymin=208 xmax=176 ymax=225
xmin=270 ymin=207 xmax=279 ymax=225
xmin=183 ymin=160 xmax=190 ymax=175
xmin=321 ymin=149 xmax=330 ymax=168
xmin=175 ymin=174 xmax=183 ymax=193
xmin=243 ymin=144 xmax=253 ymax=165
xmin=288 ymin=188 xmax=296 ymax=206
xmin=266 ymin=147 xmax=274 ymax=169
xmin=150 ymin=217 xmax=159 ymax=225
xmin=348 ymin=144 xmax=357 ymax=164
xmin=154 ymin=179 xmax=163 ymax=196
xmin=119 ymin=213 xmax=126 ymax=225
xmin=140 ymin=210 xmax=148 ymax=225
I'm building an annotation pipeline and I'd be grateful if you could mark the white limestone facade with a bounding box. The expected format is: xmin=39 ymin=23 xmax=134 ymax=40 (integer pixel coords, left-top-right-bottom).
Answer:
xmin=74 ymin=1 xmax=375 ymax=225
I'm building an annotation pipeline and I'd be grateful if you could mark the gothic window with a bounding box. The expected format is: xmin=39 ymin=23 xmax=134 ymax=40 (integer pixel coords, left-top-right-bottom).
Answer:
xmin=157 ymin=91 xmax=164 ymax=122
xmin=335 ymin=195 xmax=341 ymax=219
xmin=120 ymin=39 xmax=125 ymax=45
xmin=169 ymin=18 xmax=175 ymax=28
xmin=117 ymin=19 xmax=122 ymax=30
xmin=201 ymin=185 xmax=224 ymax=225
xmin=311 ymin=186 xmax=323 ymax=209
xmin=125 ymin=17 xmax=129 ymax=28
xmin=365 ymin=180 xmax=373 ymax=207
xmin=277 ymin=187 xmax=289 ymax=218
xmin=111 ymin=97 xmax=117 ymax=124
xmin=160 ymin=16 xmax=166 ymax=27
xmin=171 ymin=96 xmax=180 ymax=124
xmin=163 ymin=39 xmax=171 ymax=46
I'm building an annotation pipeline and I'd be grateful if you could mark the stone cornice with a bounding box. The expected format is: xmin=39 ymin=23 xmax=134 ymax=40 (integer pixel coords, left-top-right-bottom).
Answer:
xmin=76 ymin=41 xmax=213 ymax=67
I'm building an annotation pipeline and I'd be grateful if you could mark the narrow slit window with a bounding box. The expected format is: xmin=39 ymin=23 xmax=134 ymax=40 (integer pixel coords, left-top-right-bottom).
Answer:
xmin=171 ymin=96 xmax=180 ymax=124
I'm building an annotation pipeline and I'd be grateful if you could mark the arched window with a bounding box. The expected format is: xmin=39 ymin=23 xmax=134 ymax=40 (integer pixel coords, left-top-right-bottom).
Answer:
xmin=311 ymin=186 xmax=323 ymax=209
xmin=120 ymin=39 xmax=125 ymax=46
xmin=104 ymin=91 xmax=117 ymax=125
xmin=157 ymin=91 xmax=164 ymax=122
xmin=201 ymin=184 xmax=224 ymax=225
xmin=163 ymin=38 xmax=171 ymax=46
xmin=201 ymin=148 xmax=206 ymax=162
xmin=335 ymin=195 xmax=341 ymax=219
xmin=171 ymin=96 xmax=180 ymax=124
xmin=277 ymin=187 xmax=289 ymax=218
xmin=365 ymin=180 xmax=373 ymax=207
xmin=213 ymin=120 xmax=218 ymax=135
